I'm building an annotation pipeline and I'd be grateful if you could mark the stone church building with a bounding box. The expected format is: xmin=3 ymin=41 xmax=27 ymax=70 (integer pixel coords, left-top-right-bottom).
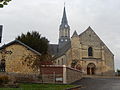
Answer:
xmin=0 ymin=6 xmax=114 ymax=76
xmin=49 ymin=6 xmax=115 ymax=75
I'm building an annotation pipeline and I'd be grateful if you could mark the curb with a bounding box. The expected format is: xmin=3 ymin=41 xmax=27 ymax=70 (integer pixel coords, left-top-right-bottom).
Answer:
xmin=65 ymin=85 xmax=82 ymax=90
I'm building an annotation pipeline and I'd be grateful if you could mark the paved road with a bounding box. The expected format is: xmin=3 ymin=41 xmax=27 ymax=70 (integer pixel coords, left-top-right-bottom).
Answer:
xmin=72 ymin=77 xmax=120 ymax=90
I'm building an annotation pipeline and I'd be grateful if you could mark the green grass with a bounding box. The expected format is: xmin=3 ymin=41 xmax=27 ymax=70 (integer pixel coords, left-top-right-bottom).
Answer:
xmin=0 ymin=83 xmax=76 ymax=90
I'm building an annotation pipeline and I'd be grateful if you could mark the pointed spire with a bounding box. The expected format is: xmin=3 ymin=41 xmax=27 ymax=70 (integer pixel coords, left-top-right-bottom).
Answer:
xmin=61 ymin=5 xmax=68 ymax=24
xmin=72 ymin=30 xmax=78 ymax=37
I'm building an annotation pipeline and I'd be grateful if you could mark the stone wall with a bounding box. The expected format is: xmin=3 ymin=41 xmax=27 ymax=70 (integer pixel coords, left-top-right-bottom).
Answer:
xmin=41 ymin=65 xmax=82 ymax=84
xmin=0 ymin=65 xmax=82 ymax=84
xmin=55 ymin=55 xmax=66 ymax=65
xmin=66 ymin=67 xmax=82 ymax=84
xmin=0 ymin=72 xmax=40 ymax=83
xmin=104 ymin=46 xmax=115 ymax=75
xmin=0 ymin=43 xmax=40 ymax=74
xmin=41 ymin=65 xmax=63 ymax=84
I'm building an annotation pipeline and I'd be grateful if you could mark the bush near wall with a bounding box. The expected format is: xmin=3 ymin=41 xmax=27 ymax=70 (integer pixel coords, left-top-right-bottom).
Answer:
xmin=12 ymin=73 xmax=40 ymax=83
xmin=0 ymin=73 xmax=40 ymax=84
xmin=15 ymin=75 xmax=36 ymax=83
xmin=0 ymin=75 xmax=9 ymax=85
xmin=117 ymin=69 xmax=120 ymax=76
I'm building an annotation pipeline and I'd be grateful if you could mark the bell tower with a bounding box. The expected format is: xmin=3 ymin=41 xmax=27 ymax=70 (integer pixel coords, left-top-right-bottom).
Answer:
xmin=59 ymin=6 xmax=70 ymax=49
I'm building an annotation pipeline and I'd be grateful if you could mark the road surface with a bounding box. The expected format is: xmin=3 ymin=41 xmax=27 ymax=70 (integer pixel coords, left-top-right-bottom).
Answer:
xmin=72 ymin=77 xmax=120 ymax=90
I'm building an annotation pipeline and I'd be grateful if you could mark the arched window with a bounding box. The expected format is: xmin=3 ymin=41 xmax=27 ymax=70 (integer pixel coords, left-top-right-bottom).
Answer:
xmin=58 ymin=60 xmax=60 ymax=65
xmin=62 ymin=58 xmax=64 ymax=65
xmin=88 ymin=47 xmax=93 ymax=56
xmin=0 ymin=59 xmax=5 ymax=72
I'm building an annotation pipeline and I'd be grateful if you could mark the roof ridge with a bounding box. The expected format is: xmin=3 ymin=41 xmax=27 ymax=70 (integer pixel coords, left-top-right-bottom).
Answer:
xmin=0 ymin=40 xmax=41 ymax=56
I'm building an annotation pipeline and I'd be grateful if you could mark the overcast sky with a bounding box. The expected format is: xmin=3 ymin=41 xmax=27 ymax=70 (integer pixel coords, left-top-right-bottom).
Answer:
xmin=0 ymin=0 xmax=120 ymax=70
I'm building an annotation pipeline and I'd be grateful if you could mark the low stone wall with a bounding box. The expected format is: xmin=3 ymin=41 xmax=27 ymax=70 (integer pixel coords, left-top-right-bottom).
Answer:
xmin=41 ymin=65 xmax=82 ymax=84
xmin=0 ymin=65 xmax=82 ymax=84
xmin=102 ymin=70 xmax=115 ymax=76
xmin=41 ymin=65 xmax=63 ymax=84
xmin=0 ymin=72 xmax=39 ymax=83
xmin=66 ymin=67 xmax=82 ymax=84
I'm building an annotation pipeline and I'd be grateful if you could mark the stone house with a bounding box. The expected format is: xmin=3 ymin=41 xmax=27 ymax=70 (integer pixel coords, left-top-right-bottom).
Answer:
xmin=49 ymin=6 xmax=115 ymax=75
xmin=0 ymin=40 xmax=82 ymax=84
xmin=0 ymin=40 xmax=41 ymax=74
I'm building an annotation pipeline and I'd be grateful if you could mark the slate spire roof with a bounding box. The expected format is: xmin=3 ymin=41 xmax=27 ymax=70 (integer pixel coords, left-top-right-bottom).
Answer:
xmin=61 ymin=6 xmax=68 ymax=25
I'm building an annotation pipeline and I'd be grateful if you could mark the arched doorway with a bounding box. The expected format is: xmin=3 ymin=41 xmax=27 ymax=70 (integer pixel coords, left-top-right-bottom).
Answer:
xmin=87 ymin=63 xmax=96 ymax=75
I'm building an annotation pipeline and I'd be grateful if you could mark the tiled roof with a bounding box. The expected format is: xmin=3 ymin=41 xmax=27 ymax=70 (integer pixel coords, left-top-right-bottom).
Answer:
xmin=0 ymin=40 xmax=41 ymax=56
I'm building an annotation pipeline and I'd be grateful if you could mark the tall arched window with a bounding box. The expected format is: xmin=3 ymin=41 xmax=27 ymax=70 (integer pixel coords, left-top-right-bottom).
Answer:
xmin=88 ymin=47 xmax=93 ymax=56
xmin=62 ymin=58 xmax=64 ymax=65
xmin=58 ymin=60 xmax=60 ymax=65
xmin=0 ymin=59 xmax=5 ymax=72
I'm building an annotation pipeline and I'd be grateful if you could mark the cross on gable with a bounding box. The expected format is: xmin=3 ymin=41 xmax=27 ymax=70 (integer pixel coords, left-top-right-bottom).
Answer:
xmin=0 ymin=49 xmax=12 ymax=55
xmin=0 ymin=49 xmax=12 ymax=59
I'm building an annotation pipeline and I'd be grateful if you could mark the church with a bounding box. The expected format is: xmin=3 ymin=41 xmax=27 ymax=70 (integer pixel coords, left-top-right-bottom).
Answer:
xmin=0 ymin=6 xmax=114 ymax=76
xmin=49 ymin=6 xmax=115 ymax=75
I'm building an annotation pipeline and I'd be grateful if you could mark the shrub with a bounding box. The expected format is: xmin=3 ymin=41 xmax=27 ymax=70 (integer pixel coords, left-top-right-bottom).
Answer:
xmin=117 ymin=69 xmax=120 ymax=72
xmin=15 ymin=75 xmax=35 ymax=83
xmin=0 ymin=75 xmax=9 ymax=85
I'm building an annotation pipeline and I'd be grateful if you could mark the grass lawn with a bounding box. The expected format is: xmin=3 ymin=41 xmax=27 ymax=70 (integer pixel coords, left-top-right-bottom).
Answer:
xmin=0 ymin=83 xmax=76 ymax=90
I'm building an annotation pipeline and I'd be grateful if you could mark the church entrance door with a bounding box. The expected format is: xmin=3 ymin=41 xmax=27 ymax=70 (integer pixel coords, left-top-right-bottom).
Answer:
xmin=87 ymin=63 xmax=96 ymax=75
xmin=87 ymin=67 xmax=90 ymax=75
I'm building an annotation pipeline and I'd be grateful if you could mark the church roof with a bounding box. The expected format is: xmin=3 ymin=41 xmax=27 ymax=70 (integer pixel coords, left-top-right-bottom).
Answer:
xmin=54 ymin=41 xmax=71 ymax=59
xmin=48 ymin=44 xmax=58 ymax=55
xmin=72 ymin=30 xmax=78 ymax=37
xmin=0 ymin=40 xmax=41 ymax=56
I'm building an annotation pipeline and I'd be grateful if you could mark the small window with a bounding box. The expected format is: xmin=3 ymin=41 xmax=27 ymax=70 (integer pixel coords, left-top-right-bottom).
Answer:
xmin=88 ymin=47 xmax=93 ymax=56
xmin=65 ymin=39 xmax=67 ymax=42
xmin=62 ymin=58 xmax=64 ymax=65
xmin=58 ymin=60 xmax=60 ymax=65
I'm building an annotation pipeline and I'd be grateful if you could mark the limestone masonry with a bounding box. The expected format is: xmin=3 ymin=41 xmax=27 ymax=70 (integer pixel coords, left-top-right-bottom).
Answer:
xmin=0 ymin=6 xmax=114 ymax=76
xmin=0 ymin=40 xmax=41 ymax=74
xmin=49 ymin=6 xmax=114 ymax=75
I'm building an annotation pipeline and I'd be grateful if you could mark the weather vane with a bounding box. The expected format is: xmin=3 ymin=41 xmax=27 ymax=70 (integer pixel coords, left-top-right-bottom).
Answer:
xmin=64 ymin=2 xmax=66 ymax=7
